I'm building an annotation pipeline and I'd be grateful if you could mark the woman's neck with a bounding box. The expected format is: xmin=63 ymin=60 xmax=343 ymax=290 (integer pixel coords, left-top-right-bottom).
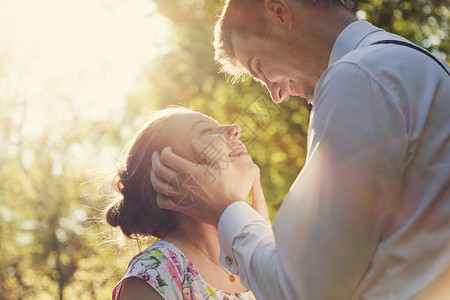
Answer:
xmin=162 ymin=215 xmax=248 ymax=293
xmin=163 ymin=216 xmax=220 ymax=259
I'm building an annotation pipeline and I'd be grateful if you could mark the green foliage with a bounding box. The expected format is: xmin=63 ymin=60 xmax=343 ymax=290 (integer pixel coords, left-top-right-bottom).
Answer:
xmin=0 ymin=96 xmax=141 ymax=299
xmin=348 ymin=0 xmax=449 ymax=60
xmin=141 ymin=0 xmax=311 ymax=215
xmin=0 ymin=1 xmax=447 ymax=299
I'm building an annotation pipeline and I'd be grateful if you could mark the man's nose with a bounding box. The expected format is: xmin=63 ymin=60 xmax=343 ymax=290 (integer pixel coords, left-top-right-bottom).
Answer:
xmin=266 ymin=81 xmax=284 ymax=103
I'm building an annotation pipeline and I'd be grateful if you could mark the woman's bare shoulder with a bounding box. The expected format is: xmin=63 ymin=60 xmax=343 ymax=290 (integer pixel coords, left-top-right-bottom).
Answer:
xmin=118 ymin=277 xmax=164 ymax=300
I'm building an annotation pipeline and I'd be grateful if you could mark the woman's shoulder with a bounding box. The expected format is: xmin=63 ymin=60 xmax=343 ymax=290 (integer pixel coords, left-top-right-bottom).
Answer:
xmin=113 ymin=240 xmax=188 ymax=300
xmin=128 ymin=240 xmax=187 ymax=273
xmin=114 ymin=240 xmax=257 ymax=300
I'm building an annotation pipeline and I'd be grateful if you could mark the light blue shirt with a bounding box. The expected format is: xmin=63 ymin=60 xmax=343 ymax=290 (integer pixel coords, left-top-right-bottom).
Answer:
xmin=218 ymin=21 xmax=450 ymax=300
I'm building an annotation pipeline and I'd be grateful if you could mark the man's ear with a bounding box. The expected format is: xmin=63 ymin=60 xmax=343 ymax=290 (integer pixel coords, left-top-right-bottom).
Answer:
xmin=264 ymin=0 xmax=293 ymax=29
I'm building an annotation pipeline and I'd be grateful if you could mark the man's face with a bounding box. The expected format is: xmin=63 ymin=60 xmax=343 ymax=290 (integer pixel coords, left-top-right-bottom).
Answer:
xmin=231 ymin=30 xmax=316 ymax=103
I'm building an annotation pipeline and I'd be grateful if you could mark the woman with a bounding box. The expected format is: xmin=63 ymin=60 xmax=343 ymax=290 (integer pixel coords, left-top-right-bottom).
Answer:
xmin=106 ymin=106 xmax=270 ymax=300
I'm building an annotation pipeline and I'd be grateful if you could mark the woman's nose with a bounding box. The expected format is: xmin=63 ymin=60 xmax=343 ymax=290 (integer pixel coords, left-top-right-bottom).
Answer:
xmin=223 ymin=124 xmax=241 ymax=141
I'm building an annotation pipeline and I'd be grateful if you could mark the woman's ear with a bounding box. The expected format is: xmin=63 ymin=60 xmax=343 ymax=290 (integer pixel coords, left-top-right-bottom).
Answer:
xmin=264 ymin=0 xmax=293 ymax=29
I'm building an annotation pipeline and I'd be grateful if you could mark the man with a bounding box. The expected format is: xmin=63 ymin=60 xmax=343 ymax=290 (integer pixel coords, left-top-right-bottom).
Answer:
xmin=151 ymin=0 xmax=450 ymax=299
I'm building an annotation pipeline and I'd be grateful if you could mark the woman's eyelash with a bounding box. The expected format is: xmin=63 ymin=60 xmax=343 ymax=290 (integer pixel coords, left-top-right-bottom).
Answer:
xmin=201 ymin=127 xmax=214 ymax=134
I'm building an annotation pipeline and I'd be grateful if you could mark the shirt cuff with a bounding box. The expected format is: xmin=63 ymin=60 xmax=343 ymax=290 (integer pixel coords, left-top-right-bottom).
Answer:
xmin=218 ymin=201 xmax=268 ymax=274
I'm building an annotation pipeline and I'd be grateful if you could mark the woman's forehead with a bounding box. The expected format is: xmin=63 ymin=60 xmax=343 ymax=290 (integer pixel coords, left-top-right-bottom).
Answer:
xmin=165 ymin=112 xmax=218 ymax=140
xmin=173 ymin=111 xmax=218 ymax=127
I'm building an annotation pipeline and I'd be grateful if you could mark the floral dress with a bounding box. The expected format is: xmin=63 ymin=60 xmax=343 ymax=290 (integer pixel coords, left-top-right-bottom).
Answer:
xmin=112 ymin=240 xmax=256 ymax=300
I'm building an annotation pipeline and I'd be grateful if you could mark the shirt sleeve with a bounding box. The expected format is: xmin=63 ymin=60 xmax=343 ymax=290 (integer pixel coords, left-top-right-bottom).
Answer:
xmin=275 ymin=62 xmax=408 ymax=299
xmin=219 ymin=62 xmax=408 ymax=300
xmin=218 ymin=202 xmax=297 ymax=300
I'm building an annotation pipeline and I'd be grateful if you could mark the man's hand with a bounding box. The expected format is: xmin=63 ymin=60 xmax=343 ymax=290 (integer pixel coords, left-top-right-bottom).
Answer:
xmin=150 ymin=145 xmax=247 ymax=226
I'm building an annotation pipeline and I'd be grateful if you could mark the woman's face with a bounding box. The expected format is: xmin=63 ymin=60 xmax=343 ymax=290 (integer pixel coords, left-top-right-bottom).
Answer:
xmin=166 ymin=112 xmax=259 ymax=198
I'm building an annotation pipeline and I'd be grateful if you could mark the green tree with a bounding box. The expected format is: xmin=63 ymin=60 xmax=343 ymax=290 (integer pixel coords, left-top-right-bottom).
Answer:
xmin=0 ymin=96 xmax=135 ymax=299
xmin=348 ymin=0 xmax=449 ymax=60
xmin=0 ymin=1 xmax=447 ymax=299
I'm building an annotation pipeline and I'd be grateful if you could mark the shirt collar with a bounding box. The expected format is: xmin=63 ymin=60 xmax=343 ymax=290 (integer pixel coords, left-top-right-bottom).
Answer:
xmin=328 ymin=21 xmax=383 ymax=67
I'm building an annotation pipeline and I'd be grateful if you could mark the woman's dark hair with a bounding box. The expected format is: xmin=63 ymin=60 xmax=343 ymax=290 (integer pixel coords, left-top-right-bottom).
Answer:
xmin=105 ymin=106 xmax=192 ymax=239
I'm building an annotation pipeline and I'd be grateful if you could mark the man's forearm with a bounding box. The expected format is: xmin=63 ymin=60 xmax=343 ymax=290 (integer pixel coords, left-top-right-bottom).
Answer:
xmin=218 ymin=202 xmax=296 ymax=300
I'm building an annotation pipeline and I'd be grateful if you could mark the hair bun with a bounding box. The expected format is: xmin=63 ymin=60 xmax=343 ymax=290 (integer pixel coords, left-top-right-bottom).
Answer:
xmin=105 ymin=201 xmax=123 ymax=228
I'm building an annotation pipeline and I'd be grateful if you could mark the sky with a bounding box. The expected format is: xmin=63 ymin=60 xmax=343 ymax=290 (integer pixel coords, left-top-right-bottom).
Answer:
xmin=0 ymin=0 xmax=172 ymax=139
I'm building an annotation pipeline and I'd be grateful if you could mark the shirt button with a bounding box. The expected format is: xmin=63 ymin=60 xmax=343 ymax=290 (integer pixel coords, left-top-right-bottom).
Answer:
xmin=225 ymin=256 xmax=233 ymax=266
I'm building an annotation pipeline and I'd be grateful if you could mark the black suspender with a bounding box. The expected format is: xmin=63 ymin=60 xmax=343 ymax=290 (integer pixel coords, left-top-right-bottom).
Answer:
xmin=371 ymin=40 xmax=450 ymax=76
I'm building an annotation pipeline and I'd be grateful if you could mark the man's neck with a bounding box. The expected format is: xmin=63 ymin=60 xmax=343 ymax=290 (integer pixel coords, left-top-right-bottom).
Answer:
xmin=291 ymin=2 xmax=358 ymax=77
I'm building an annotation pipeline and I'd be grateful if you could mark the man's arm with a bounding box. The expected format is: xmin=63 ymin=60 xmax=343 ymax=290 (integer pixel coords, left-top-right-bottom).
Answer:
xmin=218 ymin=202 xmax=296 ymax=300
xmin=217 ymin=63 xmax=408 ymax=299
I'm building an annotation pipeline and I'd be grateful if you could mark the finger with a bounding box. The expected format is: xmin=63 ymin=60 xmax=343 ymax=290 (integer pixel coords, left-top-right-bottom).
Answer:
xmin=152 ymin=150 xmax=187 ymax=196
xmin=168 ymin=172 xmax=203 ymax=207
xmin=150 ymin=169 xmax=177 ymax=196
xmin=152 ymin=151 xmax=177 ymax=183
xmin=159 ymin=146 xmax=201 ymax=177
xmin=156 ymin=193 xmax=181 ymax=212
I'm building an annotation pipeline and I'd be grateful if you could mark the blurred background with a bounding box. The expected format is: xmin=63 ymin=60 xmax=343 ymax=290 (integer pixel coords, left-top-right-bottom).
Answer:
xmin=0 ymin=0 xmax=448 ymax=299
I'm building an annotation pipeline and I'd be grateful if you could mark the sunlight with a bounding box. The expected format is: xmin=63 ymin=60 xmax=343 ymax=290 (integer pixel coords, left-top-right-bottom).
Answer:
xmin=0 ymin=0 xmax=172 ymax=139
